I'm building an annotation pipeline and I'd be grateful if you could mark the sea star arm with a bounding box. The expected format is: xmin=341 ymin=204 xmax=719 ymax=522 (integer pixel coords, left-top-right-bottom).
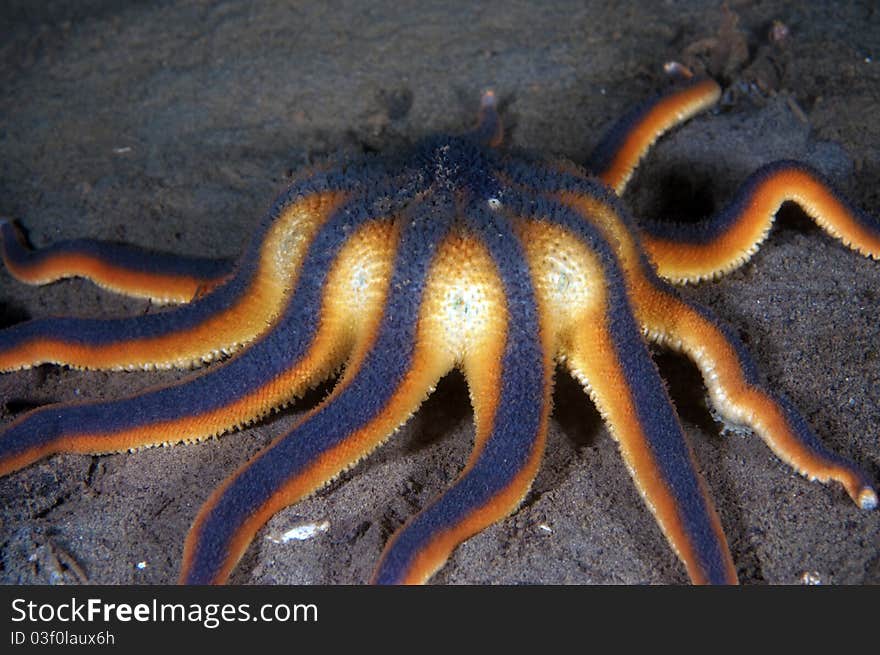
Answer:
xmin=587 ymin=75 xmax=721 ymax=195
xmin=639 ymin=282 xmax=878 ymax=509
xmin=537 ymin=197 xmax=737 ymax=584
xmin=0 ymin=219 xmax=234 ymax=304
xmin=536 ymin=169 xmax=877 ymax=517
xmin=639 ymin=161 xmax=880 ymax=283
xmin=373 ymin=207 xmax=552 ymax=584
xmin=0 ymin=184 xmax=347 ymax=371
xmin=0 ymin=210 xmax=399 ymax=475
xmin=565 ymin=313 xmax=738 ymax=583
xmin=180 ymin=208 xmax=454 ymax=584
xmin=467 ymin=90 xmax=504 ymax=147
xmin=544 ymin=167 xmax=877 ymax=509
xmin=0 ymin=323 xmax=343 ymax=477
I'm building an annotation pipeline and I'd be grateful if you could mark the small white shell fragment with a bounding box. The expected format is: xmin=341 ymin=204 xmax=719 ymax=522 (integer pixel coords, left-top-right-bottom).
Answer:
xmin=799 ymin=570 xmax=821 ymax=585
xmin=266 ymin=520 xmax=331 ymax=544
xmin=537 ymin=523 xmax=553 ymax=534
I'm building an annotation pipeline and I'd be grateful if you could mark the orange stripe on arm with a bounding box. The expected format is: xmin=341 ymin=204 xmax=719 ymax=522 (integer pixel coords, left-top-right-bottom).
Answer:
xmin=0 ymin=329 xmax=345 ymax=477
xmin=0 ymin=220 xmax=400 ymax=478
xmin=492 ymin=189 xmax=735 ymax=583
xmin=0 ymin=219 xmax=232 ymax=304
xmin=640 ymin=161 xmax=880 ymax=284
xmin=0 ymin=277 xmax=356 ymax=478
xmin=639 ymin=285 xmax=878 ymax=510
xmin=567 ymin=309 xmax=737 ymax=584
xmin=589 ymin=77 xmax=721 ymax=195
xmin=0 ymin=192 xmax=348 ymax=372
xmin=371 ymin=223 xmax=554 ymax=585
xmin=181 ymin=334 xmax=453 ymax=584
xmin=373 ymin=352 xmax=552 ymax=585
xmin=180 ymin=216 xmax=456 ymax=584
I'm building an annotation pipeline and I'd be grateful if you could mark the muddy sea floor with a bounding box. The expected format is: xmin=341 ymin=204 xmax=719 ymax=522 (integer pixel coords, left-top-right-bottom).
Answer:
xmin=0 ymin=0 xmax=878 ymax=585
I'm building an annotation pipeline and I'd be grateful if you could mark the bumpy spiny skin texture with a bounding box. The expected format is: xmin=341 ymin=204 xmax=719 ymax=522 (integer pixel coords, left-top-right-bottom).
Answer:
xmin=0 ymin=75 xmax=877 ymax=584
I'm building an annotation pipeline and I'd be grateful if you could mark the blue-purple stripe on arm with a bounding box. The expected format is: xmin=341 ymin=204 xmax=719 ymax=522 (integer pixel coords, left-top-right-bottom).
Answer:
xmin=181 ymin=197 xmax=451 ymax=584
xmin=0 ymin=170 xmax=356 ymax=356
xmin=467 ymin=90 xmax=504 ymax=148
xmin=637 ymin=160 xmax=880 ymax=243
xmin=515 ymin=158 xmax=877 ymax=517
xmin=0 ymin=219 xmax=234 ymax=281
xmin=0 ymin=181 xmax=397 ymax=470
xmin=372 ymin=201 xmax=548 ymax=584
xmin=533 ymin=193 xmax=734 ymax=583
xmin=586 ymin=75 xmax=719 ymax=184
xmin=675 ymin=292 xmax=872 ymax=478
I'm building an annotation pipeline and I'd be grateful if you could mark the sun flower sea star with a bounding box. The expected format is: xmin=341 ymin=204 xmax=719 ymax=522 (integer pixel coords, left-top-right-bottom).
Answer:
xmin=0 ymin=75 xmax=877 ymax=584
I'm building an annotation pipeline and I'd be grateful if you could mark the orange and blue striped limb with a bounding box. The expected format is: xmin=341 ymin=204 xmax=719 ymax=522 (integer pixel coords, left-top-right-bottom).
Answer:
xmin=373 ymin=205 xmax=553 ymax=584
xmin=529 ymin=194 xmax=736 ymax=584
xmin=640 ymin=286 xmax=878 ymax=510
xmin=551 ymin=172 xmax=879 ymax=510
xmin=582 ymin=75 xmax=880 ymax=282
xmin=0 ymin=187 xmax=402 ymax=476
xmin=504 ymin=162 xmax=876 ymax=579
xmin=588 ymin=74 xmax=721 ymax=195
xmin=574 ymin=164 xmax=877 ymax=502
xmin=568 ymin=166 xmax=880 ymax=507
xmin=553 ymin=165 xmax=876 ymax=503
xmin=180 ymin=202 xmax=454 ymax=584
xmin=638 ymin=160 xmax=880 ymax=283
xmin=0 ymin=176 xmax=352 ymax=371
xmin=0 ymin=218 xmax=233 ymax=304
